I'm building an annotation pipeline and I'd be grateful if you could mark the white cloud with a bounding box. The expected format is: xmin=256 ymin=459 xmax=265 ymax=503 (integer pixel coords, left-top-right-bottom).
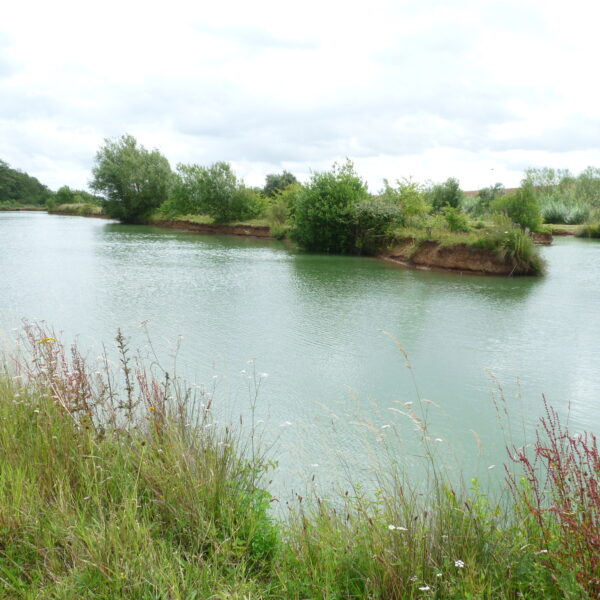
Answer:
xmin=1 ymin=0 xmax=600 ymax=191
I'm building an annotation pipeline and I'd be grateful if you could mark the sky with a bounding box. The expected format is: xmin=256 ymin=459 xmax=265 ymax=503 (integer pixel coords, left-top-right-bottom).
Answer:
xmin=1 ymin=0 xmax=599 ymax=193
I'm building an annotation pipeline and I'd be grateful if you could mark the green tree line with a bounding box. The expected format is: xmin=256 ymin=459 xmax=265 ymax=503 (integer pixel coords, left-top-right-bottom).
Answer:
xmin=0 ymin=159 xmax=53 ymax=206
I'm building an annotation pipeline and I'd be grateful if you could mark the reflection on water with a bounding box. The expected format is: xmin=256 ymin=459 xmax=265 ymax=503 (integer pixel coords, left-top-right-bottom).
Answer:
xmin=1 ymin=211 xmax=599 ymax=496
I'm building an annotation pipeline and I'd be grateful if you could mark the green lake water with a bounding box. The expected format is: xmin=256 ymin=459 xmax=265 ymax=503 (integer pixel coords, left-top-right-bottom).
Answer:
xmin=1 ymin=211 xmax=599 ymax=495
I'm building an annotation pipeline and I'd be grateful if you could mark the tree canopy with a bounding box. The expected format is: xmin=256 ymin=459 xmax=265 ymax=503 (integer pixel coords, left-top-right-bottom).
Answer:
xmin=263 ymin=171 xmax=298 ymax=198
xmin=168 ymin=162 xmax=263 ymax=224
xmin=90 ymin=135 xmax=172 ymax=223
xmin=0 ymin=159 xmax=53 ymax=206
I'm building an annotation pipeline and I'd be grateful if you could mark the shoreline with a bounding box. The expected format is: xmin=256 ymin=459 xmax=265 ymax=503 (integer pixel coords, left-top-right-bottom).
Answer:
xmin=14 ymin=210 xmax=549 ymax=276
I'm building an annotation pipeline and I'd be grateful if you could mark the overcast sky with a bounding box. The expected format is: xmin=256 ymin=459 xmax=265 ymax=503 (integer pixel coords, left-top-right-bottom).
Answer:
xmin=1 ymin=0 xmax=599 ymax=192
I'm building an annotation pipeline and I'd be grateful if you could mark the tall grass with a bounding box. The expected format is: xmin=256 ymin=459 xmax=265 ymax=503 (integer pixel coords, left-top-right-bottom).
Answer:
xmin=0 ymin=325 xmax=596 ymax=598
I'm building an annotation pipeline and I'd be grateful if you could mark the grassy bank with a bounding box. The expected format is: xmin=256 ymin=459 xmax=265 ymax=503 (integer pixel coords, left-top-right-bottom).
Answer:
xmin=48 ymin=203 xmax=105 ymax=217
xmin=1 ymin=327 xmax=598 ymax=598
xmin=0 ymin=203 xmax=45 ymax=211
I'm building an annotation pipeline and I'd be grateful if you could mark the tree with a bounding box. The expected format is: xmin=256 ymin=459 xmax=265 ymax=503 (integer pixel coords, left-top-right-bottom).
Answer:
xmin=379 ymin=178 xmax=430 ymax=225
xmin=0 ymin=159 xmax=53 ymax=205
xmin=90 ymin=134 xmax=171 ymax=224
xmin=492 ymin=184 xmax=542 ymax=231
xmin=263 ymin=171 xmax=298 ymax=197
xmin=476 ymin=183 xmax=505 ymax=214
xmin=293 ymin=160 xmax=369 ymax=253
xmin=168 ymin=162 xmax=263 ymax=223
xmin=427 ymin=177 xmax=463 ymax=212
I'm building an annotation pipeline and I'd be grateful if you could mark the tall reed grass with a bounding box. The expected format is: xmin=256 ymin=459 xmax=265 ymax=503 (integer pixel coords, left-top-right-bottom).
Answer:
xmin=0 ymin=324 xmax=596 ymax=598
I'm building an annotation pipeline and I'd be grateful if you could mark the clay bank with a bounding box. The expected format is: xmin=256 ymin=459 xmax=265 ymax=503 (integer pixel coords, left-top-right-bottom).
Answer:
xmin=382 ymin=239 xmax=537 ymax=276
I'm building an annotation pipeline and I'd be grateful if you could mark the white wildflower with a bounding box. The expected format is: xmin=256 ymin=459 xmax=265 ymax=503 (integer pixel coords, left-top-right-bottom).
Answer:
xmin=418 ymin=585 xmax=430 ymax=591
xmin=454 ymin=559 xmax=465 ymax=568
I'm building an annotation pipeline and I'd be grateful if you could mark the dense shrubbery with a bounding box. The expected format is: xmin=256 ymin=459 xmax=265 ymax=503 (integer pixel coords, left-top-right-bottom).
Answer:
xmin=165 ymin=162 xmax=264 ymax=224
xmin=524 ymin=167 xmax=600 ymax=224
xmin=427 ymin=177 xmax=463 ymax=212
xmin=263 ymin=170 xmax=298 ymax=198
xmin=292 ymin=160 xmax=370 ymax=253
xmin=492 ymin=184 xmax=543 ymax=231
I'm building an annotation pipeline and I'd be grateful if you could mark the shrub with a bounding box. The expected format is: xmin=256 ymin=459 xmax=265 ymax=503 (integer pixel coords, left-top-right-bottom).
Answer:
xmin=566 ymin=204 xmax=590 ymax=224
xmin=379 ymin=178 xmax=430 ymax=226
xmin=492 ymin=184 xmax=542 ymax=231
xmin=427 ymin=177 xmax=463 ymax=212
xmin=351 ymin=198 xmax=404 ymax=254
xmin=167 ymin=162 xmax=263 ymax=223
xmin=471 ymin=215 xmax=545 ymax=275
xmin=263 ymin=171 xmax=298 ymax=197
xmin=474 ymin=183 xmax=506 ymax=215
xmin=293 ymin=160 xmax=369 ymax=253
xmin=508 ymin=400 xmax=600 ymax=597
xmin=443 ymin=206 xmax=470 ymax=232
xmin=541 ymin=199 xmax=570 ymax=224
xmin=577 ymin=221 xmax=600 ymax=238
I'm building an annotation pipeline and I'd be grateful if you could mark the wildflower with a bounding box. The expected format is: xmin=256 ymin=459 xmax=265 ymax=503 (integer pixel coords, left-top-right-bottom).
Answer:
xmin=419 ymin=585 xmax=430 ymax=591
xmin=388 ymin=525 xmax=407 ymax=531
xmin=38 ymin=336 xmax=57 ymax=345
xmin=149 ymin=406 xmax=156 ymax=412
xmin=454 ymin=559 xmax=465 ymax=568
xmin=436 ymin=573 xmax=443 ymax=577
xmin=409 ymin=576 xmax=417 ymax=582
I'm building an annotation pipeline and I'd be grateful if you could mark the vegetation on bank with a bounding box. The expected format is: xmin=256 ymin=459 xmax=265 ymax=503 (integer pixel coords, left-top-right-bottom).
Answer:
xmin=0 ymin=159 xmax=53 ymax=207
xmin=6 ymin=136 xmax=600 ymax=270
xmin=1 ymin=325 xmax=599 ymax=599
xmin=83 ymin=135 xmax=553 ymax=274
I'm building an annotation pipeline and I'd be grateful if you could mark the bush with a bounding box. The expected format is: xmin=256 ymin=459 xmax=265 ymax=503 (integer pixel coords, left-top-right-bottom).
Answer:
xmin=379 ymin=178 xmax=430 ymax=226
xmin=541 ymin=199 xmax=570 ymax=224
xmin=577 ymin=221 xmax=600 ymax=238
xmin=472 ymin=183 xmax=506 ymax=215
xmin=443 ymin=206 xmax=470 ymax=232
xmin=492 ymin=184 xmax=542 ymax=231
xmin=263 ymin=171 xmax=298 ymax=197
xmin=167 ymin=162 xmax=264 ymax=224
xmin=508 ymin=400 xmax=600 ymax=597
xmin=427 ymin=177 xmax=463 ymax=212
xmin=293 ymin=160 xmax=369 ymax=253
xmin=351 ymin=198 xmax=404 ymax=254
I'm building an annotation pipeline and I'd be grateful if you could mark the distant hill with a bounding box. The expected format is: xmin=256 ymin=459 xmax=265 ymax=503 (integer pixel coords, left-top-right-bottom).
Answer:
xmin=0 ymin=159 xmax=53 ymax=206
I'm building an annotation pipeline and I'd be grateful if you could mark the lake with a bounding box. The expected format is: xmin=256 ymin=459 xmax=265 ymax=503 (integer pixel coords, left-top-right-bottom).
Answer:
xmin=1 ymin=211 xmax=599 ymax=495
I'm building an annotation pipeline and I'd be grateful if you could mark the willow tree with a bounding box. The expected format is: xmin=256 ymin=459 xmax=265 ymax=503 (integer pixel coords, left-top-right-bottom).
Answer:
xmin=91 ymin=134 xmax=171 ymax=224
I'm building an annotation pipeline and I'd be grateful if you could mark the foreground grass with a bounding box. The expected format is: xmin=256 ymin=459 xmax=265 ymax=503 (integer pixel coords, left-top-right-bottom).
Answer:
xmin=0 ymin=326 xmax=596 ymax=598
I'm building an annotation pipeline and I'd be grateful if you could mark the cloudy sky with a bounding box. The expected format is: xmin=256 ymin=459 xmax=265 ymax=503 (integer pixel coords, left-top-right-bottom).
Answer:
xmin=1 ymin=0 xmax=599 ymax=192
